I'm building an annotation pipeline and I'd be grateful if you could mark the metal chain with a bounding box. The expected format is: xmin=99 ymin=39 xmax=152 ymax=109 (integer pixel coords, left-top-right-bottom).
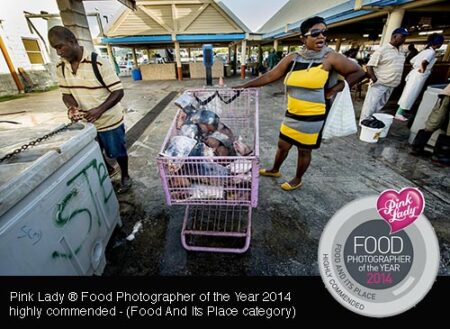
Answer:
xmin=217 ymin=90 xmax=241 ymax=104
xmin=194 ymin=91 xmax=218 ymax=105
xmin=194 ymin=90 xmax=241 ymax=105
xmin=0 ymin=122 xmax=76 ymax=163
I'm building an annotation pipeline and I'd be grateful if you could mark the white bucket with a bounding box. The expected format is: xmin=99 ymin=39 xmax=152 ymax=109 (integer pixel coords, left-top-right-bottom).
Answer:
xmin=373 ymin=113 xmax=394 ymax=138
xmin=359 ymin=126 xmax=383 ymax=143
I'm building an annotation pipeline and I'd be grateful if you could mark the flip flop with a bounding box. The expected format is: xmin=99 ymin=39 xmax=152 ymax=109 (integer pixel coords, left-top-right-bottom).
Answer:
xmin=280 ymin=181 xmax=303 ymax=191
xmin=259 ymin=169 xmax=281 ymax=177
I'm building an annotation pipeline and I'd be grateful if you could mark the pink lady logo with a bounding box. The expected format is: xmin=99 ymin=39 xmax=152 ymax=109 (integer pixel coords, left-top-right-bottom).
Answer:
xmin=376 ymin=188 xmax=425 ymax=233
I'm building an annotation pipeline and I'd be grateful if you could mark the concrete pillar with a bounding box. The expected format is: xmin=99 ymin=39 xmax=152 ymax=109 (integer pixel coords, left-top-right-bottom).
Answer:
xmin=106 ymin=44 xmax=115 ymax=66
xmin=240 ymin=40 xmax=247 ymax=79
xmin=132 ymin=47 xmax=138 ymax=67
xmin=258 ymin=44 xmax=263 ymax=65
xmin=233 ymin=44 xmax=237 ymax=75
xmin=174 ymin=41 xmax=182 ymax=80
xmin=273 ymin=39 xmax=278 ymax=51
xmin=335 ymin=38 xmax=342 ymax=52
xmin=56 ymin=0 xmax=94 ymax=52
xmin=47 ymin=17 xmax=63 ymax=64
xmin=381 ymin=9 xmax=405 ymax=45
xmin=380 ymin=21 xmax=387 ymax=45
xmin=443 ymin=41 xmax=450 ymax=62
xmin=227 ymin=46 xmax=232 ymax=77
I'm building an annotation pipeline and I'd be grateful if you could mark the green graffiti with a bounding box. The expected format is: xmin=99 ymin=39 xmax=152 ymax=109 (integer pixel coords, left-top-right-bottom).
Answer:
xmin=52 ymin=157 xmax=114 ymax=259
xmin=70 ymin=159 xmax=111 ymax=227
xmin=54 ymin=188 xmax=92 ymax=259
xmin=55 ymin=189 xmax=92 ymax=231
xmin=52 ymin=251 xmax=71 ymax=259
xmin=67 ymin=159 xmax=113 ymax=204
xmin=97 ymin=161 xmax=113 ymax=203
xmin=52 ymin=246 xmax=81 ymax=259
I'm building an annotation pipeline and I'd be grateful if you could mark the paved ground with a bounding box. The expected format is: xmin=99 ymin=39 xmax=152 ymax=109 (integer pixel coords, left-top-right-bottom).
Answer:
xmin=1 ymin=76 xmax=449 ymax=276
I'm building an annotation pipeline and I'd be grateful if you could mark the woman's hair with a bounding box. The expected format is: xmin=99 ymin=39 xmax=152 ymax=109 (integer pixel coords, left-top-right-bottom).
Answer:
xmin=426 ymin=33 xmax=444 ymax=48
xmin=300 ymin=16 xmax=326 ymax=36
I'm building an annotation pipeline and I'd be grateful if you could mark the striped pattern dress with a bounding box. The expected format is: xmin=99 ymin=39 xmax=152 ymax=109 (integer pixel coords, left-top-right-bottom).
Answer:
xmin=56 ymin=48 xmax=124 ymax=132
xmin=281 ymin=55 xmax=332 ymax=149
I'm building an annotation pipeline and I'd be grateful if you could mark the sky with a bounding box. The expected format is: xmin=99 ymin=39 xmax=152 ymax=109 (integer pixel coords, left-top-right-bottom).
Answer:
xmin=0 ymin=0 xmax=289 ymax=39
xmin=220 ymin=0 xmax=289 ymax=31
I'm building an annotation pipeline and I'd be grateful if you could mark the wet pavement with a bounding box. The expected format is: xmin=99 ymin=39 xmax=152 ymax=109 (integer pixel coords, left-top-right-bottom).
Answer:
xmin=111 ymin=78 xmax=450 ymax=276
xmin=1 ymin=76 xmax=449 ymax=276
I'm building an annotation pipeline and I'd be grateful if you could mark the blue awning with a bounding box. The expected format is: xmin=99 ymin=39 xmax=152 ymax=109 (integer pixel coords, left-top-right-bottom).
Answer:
xmin=363 ymin=0 xmax=413 ymax=6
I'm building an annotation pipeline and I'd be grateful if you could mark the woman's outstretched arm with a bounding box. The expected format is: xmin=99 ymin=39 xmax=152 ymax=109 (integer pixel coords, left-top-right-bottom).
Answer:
xmin=234 ymin=53 xmax=297 ymax=89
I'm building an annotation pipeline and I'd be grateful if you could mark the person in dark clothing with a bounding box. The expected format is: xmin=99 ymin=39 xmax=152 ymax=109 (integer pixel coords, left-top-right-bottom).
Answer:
xmin=268 ymin=48 xmax=278 ymax=69
xmin=344 ymin=48 xmax=358 ymax=63
xmin=411 ymin=84 xmax=450 ymax=165
xmin=405 ymin=43 xmax=419 ymax=64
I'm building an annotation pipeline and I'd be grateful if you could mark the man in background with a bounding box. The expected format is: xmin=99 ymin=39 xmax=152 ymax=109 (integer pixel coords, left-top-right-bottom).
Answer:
xmin=411 ymin=84 xmax=450 ymax=166
xmin=359 ymin=28 xmax=408 ymax=123
xmin=268 ymin=48 xmax=279 ymax=69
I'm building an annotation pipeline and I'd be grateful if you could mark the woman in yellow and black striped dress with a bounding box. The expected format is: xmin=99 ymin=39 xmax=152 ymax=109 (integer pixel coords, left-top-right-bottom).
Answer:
xmin=235 ymin=16 xmax=365 ymax=191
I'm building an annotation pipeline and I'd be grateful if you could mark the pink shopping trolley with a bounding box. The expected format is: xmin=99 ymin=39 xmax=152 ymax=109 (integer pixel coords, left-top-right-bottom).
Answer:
xmin=157 ymin=88 xmax=259 ymax=253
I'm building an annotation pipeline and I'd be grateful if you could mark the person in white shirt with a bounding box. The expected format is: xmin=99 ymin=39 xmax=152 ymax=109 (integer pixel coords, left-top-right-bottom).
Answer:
xmin=395 ymin=33 xmax=444 ymax=121
xmin=359 ymin=28 xmax=408 ymax=123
